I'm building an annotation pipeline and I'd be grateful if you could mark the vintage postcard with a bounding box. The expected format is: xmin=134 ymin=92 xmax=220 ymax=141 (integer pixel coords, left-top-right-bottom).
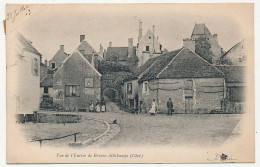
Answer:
xmin=6 ymin=3 xmax=254 ymax=163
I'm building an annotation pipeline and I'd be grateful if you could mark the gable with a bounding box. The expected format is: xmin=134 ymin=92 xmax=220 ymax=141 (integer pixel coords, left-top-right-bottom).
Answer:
xmin=138 ymin=48 xmax=182 ymax=82
xmin=139 ymin=29 xmax=161 ymax=46
xmin=16 ymin=32 xmax=42 ymax=57
xmin=158 ymin=48 xmax=224 ymax=79
xmin=49 ymin=50 xmax=68 ymax=64
xmin=77 ymin=41 xmax=103 ymax=60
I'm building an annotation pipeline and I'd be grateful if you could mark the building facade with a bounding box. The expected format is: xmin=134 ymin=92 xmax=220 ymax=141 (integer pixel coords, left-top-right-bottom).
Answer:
xmin=136 ymin=22 xmax=163 ymax=67
xmin=220 ymin=39 xmax=247 ymax=66
xmin=53 ymin=50 xmax=101 ymax=111
xmin=49 ymin=45 xmax=68 ymax=70
xmin=8 ymin=33 xmax=41 ymax=115
xmin=136 ymin=47 xmax=225 ymax=114
xmin=191 ymin=23 xmax=224 ymax=64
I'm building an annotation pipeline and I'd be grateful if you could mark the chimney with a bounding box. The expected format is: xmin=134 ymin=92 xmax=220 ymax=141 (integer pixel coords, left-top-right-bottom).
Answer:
xmin=91 ymin=52 xmax=99 ymax=70
xmin=99 ymin=44 xmax=104 ymax=56
xmin=60 ymin=45 xmax=64 ymax=52
xmin=151 ymin=25 xmax=155 ymax=54
xmin=183 ymin=38 xmax=196 ymax=53
xmin=128 ymin=38 xmax=133 ymax=58
xmin=80 ymin=35 xmax=85 ymax=43
xmin=103 ymin=49 xmax=107 ymax=59
xmin=109 ymin=42 xmax=112 ymax=47
xmin=44 ymin=59 xmax=48 ymax=66
xmin=138 ymin=20 xmax=143 ymax=42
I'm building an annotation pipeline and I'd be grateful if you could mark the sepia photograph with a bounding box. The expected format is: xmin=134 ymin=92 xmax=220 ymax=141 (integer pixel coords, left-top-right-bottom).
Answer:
xmin=5 ymin=3 xmax=254 ymax=163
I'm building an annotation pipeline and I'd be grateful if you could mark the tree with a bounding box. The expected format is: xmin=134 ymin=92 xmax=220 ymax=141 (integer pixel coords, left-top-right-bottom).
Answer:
xmin=195 ymin=37 xmax=214 ymax=64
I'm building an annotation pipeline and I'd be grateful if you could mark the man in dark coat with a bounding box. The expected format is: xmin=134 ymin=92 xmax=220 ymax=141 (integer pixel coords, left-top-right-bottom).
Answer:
xmin=167 ymin=98 xmax=174 ymax=115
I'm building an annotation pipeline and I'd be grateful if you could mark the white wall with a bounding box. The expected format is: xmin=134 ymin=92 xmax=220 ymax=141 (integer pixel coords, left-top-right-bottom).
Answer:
xmin=7 ymin=37 xmax=40 ymax=115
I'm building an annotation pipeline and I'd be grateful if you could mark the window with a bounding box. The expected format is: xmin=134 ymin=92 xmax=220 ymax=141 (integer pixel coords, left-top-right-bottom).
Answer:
xmin=44 ymin=87 xmax=49 ymax=94
xmin=146 ymin=46 xmax=149 ymax=52
xmin=32 ymin=58 xmax=38 ymax=75
xmin=65 ymin=85 xmax=79 ymax=97
xmin=85 ymin=78 xmax=94 ymax=87
xmin=160 ymin=44 xmax=162 ymax=51
xmin=143 ymin=81 xmax=149 ymax=94
xmin=51 ymin=63 xmax=56 ymax=69
xmin=184 ymin=80 xmax=193 ymax=90
xmin=127 ymin=83 xmax=132 ymax=94
xmin=239 ymin=58 xmax=243 ymax=63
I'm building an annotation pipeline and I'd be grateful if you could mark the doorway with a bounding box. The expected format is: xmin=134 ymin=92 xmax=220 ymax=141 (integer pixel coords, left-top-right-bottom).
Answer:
xmin=185 ymin=96 xmax=193 ymax=114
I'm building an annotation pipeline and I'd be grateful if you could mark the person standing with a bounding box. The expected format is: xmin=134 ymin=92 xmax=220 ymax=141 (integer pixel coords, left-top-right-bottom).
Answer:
xmin=89 ymin=100 xmax=94 ymax=112
xmin=167 ymin=98 xmax=174 ymax=115
xmin=96 ymin=100 xmax=101 ymax=112
xmin=101 ymin=97 xmax=106 ymax=112
xmin=149 ymin=99 xmax=157 ymax=116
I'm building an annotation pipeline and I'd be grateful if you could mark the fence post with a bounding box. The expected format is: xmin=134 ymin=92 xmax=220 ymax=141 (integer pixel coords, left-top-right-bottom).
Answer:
xmin=39 ymin=140 xmax=42 ymax=148
xmin=74 ymin=134 xmax=77 ymax=142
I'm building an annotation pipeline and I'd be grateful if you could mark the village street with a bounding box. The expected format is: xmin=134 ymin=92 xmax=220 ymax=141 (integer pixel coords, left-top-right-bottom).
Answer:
xmin=19 ymin=101 xmax=241 ymax=148
xmin=83 ymin=101 xmax=241 ymax=148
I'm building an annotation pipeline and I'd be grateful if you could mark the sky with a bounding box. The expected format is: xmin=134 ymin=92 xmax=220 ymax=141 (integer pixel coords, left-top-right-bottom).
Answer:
xmin=17 ymin=4 xmax=253 ymax=61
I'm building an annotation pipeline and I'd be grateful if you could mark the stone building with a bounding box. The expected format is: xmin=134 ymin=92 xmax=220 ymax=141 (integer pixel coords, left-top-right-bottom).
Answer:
xmin=191 ymin=23 xmax=224 ymax=64
xmin=134 ymin=44 xmax=225 ymax=113
xmin=105 ymin=38 xmax=138 ymax=67
xmin=49 ymin=45 xmax=68 ymax=70
xmin=136 ymin=21 xmax=163 ymax=67
xmin=53 ymin=50 xmax=101 ymax=111
xmin=8 ymin=33 xmax=42 ymax=115
xmin=220 ymin=39 xmax=247 ymax=66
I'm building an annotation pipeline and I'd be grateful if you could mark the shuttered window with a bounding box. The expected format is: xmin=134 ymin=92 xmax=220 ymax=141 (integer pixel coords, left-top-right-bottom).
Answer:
xmin=32 ymin=58 xmax=38 ymax=76
xmin=65 ymin=85 xmax=79 ymax=97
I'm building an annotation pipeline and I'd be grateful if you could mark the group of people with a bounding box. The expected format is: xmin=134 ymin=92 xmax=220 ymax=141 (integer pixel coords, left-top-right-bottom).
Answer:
xmin=89 ymin=99 xmax=106 ymax=112
xmin=148 ymin=98 xmax=174 ymax=116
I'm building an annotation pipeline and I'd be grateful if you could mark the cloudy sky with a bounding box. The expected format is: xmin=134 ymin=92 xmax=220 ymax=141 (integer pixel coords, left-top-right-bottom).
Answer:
xmin=17 ymin=4 xmax=253 ymax=60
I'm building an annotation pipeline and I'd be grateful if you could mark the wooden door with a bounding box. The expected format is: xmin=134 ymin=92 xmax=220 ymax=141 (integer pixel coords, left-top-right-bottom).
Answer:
xmin=185 ymin=97 xmax=193 ymax=114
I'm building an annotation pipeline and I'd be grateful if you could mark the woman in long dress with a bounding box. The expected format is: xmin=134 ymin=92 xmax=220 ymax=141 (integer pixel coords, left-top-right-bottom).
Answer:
xmin=149 ymin=99 xmax=157 ymax=115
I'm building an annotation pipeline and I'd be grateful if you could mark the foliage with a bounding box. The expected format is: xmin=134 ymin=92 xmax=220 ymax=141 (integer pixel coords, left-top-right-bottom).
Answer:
xmin=195 ymin=37 xmax=214 ymax=64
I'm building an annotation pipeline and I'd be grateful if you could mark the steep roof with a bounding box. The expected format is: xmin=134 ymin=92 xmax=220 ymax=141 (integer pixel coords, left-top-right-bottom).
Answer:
xmin=216 ymin=66 xmax=245 ymax=83
xmin=16 ymin=33 xmax=42 ymax=56
xmin=192 ymin=23 xmax=212 ymax=37
xmin=125 ymin=56 xmax=160 ymax=82
xmin=77 ymin=40 xmax=103 ymax=60
xmin=139 ymin=48 xmax=182 ymax=82
xmin=55 ymin=50 xmax=102 ymax=77
xmin=106 ymin=46 xmax=137 ymax=61
xmin=139 ymin=47 xmax=224 ymax=82
xmin=220 ymin=39 xmax=245 ymax=60
xmin=40 ymin=74 xmax=53 ymax=87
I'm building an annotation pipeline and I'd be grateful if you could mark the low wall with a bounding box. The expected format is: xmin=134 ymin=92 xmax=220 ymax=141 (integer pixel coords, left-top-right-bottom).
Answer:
xmin=36 ymin=113 xmax=82 ymax=123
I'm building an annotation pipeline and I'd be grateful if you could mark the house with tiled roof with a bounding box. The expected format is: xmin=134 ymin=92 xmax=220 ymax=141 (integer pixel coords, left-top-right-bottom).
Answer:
xmin=191 ymin=23 xmax=224 ymax=64
xmin=123 ymin=56 xmax=160 ymax=110
xmin=136 ymin=41 xmax=225 ymax=114
xmin=220 ymin=39 xmax=247 ymax=66
xmin=105 ymin=38 xmax=138 ymax=69
xmin=52 ymin=46 xmax=101 ymax=111
xmin=77 ymin=35 xmax=104 ymax=62
xmin=8 ymin=32 xmax=42 ymax=116
xmin=49 ymin=45 xmax=68 ymax=70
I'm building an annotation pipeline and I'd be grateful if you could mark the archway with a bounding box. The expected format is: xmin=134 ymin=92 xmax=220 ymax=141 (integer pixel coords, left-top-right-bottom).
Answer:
xmin=102 ymin=87 xmax=119 ymax=102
